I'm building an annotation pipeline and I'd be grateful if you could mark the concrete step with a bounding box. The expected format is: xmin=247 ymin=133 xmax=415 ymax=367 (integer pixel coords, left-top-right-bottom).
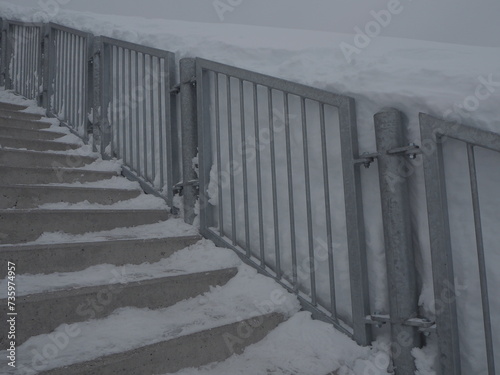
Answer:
xmin=0 ymin=268 xmax=238 ymax=348
xmin=0 ymin=109 xmax=43 ymax=121
xmin=0 ymin=149 xmax=97 ymax=168
xmin=0 ymin=102 xmax=27 ymax=111
xmin=0 ymin=135 xmax=80 ymax=151
xmin=0 ymin=166 xmax=119 ymax=185
xmin=38 ymin=313 xmax=283 ymax=375
xmin=0 ymin=125 xmax=65 ymax=141
xmin=0 ymin=185 xmax=141 ymax=208
xmin=0 ymin=209 xmax=170 ymax=244
xmin=0 ymin=116 xmax=52 ymax=130
xmin=0 ymin=236 xmax=201 ymax=277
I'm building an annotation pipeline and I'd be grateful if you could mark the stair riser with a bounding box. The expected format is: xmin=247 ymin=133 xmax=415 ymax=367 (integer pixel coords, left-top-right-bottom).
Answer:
xmin=0 ymin=167 xmax=118 ymax=185
xmin=0 ymin=136 xmax=79 ymax=152
xmin=38 ymin=313 xmax=283 ymax=375
xmin=0 ymin=210 xmax=170 ymax=244
xmin=0 ymin=126 xmax=64 ymax=141
xmin=0 ymin=150 xmax=96 ymax=168
xmin=0 ymin=110 xmax=43 ymax=121
xmin=0 ymin=102 xmax=27 ymax=111
xmin=0 ymin=268 xmax=238 ymax=348
xmin=0 ymin=236 xmax=201 ymax=277
xmin=0 ymin=186 xmax=141 ymax=209
xmin=0 ymin=117 xmax=52 ymax=130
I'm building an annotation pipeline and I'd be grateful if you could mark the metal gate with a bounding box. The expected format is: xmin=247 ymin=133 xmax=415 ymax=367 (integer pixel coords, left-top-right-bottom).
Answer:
xmin=191 ymin=57 xmax=372 ymax=346
xmin=420 ymin=113 xmax=500 ymax=375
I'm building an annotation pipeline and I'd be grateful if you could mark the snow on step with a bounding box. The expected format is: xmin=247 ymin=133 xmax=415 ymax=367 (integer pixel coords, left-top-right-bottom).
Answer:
xmin=0 ymin=185 xmax=142 ymax=209
xmin=0 ymin=166 xmax=120 ymax=185
xmin=21 ymin=218 xmax=198 ymax=245
xmin=1 ymin=239 xmax=240 ymax=296
xmin=0 ymin=266 xmax=299 ymax=375
xmin=0 ymin=149 xmax=97 ymax=169
xmin=0 ymin=209 xmax=171 ymax=244
xmin=1 ymin=268 xmax=239 ymax=348
xmin=0 ymin=116 xmax=52 ymax=130
xmin=168 ymin=311 xmax=390 ymax=375
xmin=0 ymin=235 xmax=201 ymax=277
xmin=0 ymin=136 xmax=80 ymax=152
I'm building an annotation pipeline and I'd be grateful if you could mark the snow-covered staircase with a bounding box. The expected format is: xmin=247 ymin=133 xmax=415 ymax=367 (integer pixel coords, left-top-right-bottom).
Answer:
xmin=0 ymin=101 xmax=288 ymax=374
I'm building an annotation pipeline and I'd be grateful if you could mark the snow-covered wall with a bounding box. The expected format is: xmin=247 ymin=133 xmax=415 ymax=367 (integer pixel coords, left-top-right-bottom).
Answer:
xmin=1 ymin=2 xmax=499 ymax=373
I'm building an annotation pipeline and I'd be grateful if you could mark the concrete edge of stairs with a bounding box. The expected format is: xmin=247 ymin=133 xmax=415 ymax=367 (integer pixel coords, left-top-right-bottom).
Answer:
xmin=0 ymin=268 xmax=239 ymax=348
xmin=0 ymin=184 xmax=143 ymax=209
xmin=0 ymin=166 xmax=120 ymax=185
xmin=0 ymin=209 xmax=171 ymax=244
xmin=0 ymin=136 xmax=80 ymax=152
xmin=0 ymin=116 xmax=52 ymax=130
xmin=0 ymin=235 xmax=202 ymax=277
xmin=0 ymin=148 xmax=97 ymax=169
xmin=36 ymin=313 xmax=284 ymax=375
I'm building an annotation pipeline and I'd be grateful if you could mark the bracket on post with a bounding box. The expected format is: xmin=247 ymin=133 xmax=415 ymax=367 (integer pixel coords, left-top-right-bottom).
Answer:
xmin=366 ymin=314 xmax=435 ymax=333
xmin=173 ymin=179 xmax=200 ymax=195
xmin=353 ymin=152 xmax=379 ymax=168
xmin=387 ymin=143 xmax=422 ymax=159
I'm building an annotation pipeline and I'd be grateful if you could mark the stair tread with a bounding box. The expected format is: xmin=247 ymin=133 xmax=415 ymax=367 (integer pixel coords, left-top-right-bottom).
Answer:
xmin=0 ymin=165 xmax=118 ymax=172
xmin=0 ymin=266 xmax=297 ymax=374
xmin=0 ymin=184 xmax=141 ymax=191
xmin=0 ymin=235 xmax=201 ymax=252
xmin=0 ymin=134 xmax=80 ymax=145
xmin=1 ymin=240 xmax=237 ymax=296
xmin=0 ymin=217 xmax=196 ymax=247
xmin=0 ymin=123 xmax=66 ymax=133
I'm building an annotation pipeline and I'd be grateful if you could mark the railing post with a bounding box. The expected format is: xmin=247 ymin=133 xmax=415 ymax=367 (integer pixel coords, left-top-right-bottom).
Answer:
xmin=0 ymin=18 xmax=3 ymax=87
xmin=1 ymin=20 xmax=11 ymax=89
xmin=85 ymin=34 xmax=95 ymax=141
xmin=92 ymin=37 xmax=111 ymax=156
xmin=40 ymin=24 xmax=51 ymax=110
xmin=180 ymin=58 xmax=198 ymax=225
xmin=374 ymin=109 xmax=420 ymax=375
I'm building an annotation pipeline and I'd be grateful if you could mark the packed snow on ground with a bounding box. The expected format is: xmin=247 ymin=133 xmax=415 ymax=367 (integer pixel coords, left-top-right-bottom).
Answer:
xmin=1 ymin=2 xmax=499 ymax=374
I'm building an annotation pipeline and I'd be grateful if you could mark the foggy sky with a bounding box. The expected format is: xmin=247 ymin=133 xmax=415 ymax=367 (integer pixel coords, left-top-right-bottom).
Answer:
xmin=5 ymin=0 xmax=500 ymax=47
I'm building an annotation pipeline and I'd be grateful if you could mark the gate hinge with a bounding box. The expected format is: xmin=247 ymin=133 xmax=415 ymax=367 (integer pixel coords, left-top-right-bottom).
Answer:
xmin=387 ymin=143 xmax=422 ymax=159
xmin=353 ymin=152 xmax=379 ymax=168
xmin=173 ymin=179 xmax=199 ymax=195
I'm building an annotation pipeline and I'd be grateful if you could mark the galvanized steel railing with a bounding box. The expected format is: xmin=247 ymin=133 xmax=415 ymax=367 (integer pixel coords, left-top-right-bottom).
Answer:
xmin=420 ymin=113 xmax=500 ymax=375
xmin=1 ymin=17 xmax=499 ymax=375
xmin=192 ymin=57 xmax=371 ymax=345
xmin=44 ymin=23 xmax=93 ymax=137
xmin=1 ymin=20 xmax=43 ymax=101
xmin=94 ymin=36 xmax=178 ymax=205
